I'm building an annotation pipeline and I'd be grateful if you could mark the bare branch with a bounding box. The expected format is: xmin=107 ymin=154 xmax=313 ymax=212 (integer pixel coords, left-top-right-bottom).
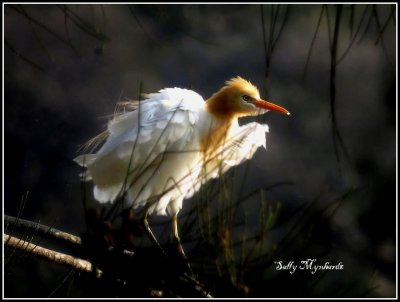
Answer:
xmin=4 ymin=234 xmax=102 ymax=278
xmin=4 ymin=214 xmax=82 ymax=246
xmin=5 ymin=214 xmax=136 ymax=257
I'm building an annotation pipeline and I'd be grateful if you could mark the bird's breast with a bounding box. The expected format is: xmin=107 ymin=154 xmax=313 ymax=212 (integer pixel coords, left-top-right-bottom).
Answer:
xmin=199 ymin=115 xmax=237 ymax=162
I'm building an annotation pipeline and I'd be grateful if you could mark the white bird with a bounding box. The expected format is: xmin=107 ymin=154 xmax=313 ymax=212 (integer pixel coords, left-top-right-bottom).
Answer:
xmin=75 ymin=76 xmax=289 ymax=257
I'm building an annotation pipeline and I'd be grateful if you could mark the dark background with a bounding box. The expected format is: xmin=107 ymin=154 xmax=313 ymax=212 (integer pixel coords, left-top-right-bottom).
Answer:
xmin=4 ymin=4 xmax=396 ymax=298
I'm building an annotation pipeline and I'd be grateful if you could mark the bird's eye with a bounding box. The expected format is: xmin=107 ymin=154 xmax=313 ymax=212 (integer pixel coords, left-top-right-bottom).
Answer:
xmin=242 ymin=95 xmax=251 ymax=102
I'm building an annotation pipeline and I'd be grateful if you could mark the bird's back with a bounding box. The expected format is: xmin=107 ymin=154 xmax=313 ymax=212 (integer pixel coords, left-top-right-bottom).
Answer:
xmin=75 ymin=88 xmax=210 ymax=215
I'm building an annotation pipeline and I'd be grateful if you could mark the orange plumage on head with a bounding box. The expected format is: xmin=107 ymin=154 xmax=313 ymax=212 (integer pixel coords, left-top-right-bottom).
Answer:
xmin=206 ymin=76 xmax=261 ymax=119
xmin=224 ymin=76 xmax=259 ymax=97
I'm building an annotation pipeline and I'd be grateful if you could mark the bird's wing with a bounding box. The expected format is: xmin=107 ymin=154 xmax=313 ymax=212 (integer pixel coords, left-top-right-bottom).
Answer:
xmin=222 ymin=122 xmax=269 ymax=167
xmin=183 ymin=122 xmax=269 ymax=200
xmin=74 ymin=88 xmax=206 ymax=206
xmin=200 ymin=122 xmax=269 ymax=184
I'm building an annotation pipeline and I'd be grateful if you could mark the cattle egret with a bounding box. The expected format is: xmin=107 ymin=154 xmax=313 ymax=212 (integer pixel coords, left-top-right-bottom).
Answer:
xmin=75 ymin=76 xmax=289 ymax=259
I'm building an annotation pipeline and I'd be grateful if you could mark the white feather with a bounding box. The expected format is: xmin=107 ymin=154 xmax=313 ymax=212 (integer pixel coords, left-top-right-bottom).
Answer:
xmin=75 ymin=87 xmax=269 ymax=216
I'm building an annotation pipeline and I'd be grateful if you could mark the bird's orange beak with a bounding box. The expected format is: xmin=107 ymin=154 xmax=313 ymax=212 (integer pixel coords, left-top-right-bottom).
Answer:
xmin=254 ymin=99 xmax=290 ymax=115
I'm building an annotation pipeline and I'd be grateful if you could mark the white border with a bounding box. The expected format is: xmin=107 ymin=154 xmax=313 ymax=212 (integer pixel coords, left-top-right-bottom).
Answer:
xmin=2 ymin=2 xmax=398 ymax=300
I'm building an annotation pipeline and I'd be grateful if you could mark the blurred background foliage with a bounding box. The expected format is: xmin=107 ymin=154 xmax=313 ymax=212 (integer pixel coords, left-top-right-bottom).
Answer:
xmin=4 ymin=3 xmax=396 ymax=298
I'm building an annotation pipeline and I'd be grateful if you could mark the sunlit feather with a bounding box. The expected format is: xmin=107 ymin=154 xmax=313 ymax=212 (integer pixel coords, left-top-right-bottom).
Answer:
xmin=75 ymin=77 xmax=289 ymax=257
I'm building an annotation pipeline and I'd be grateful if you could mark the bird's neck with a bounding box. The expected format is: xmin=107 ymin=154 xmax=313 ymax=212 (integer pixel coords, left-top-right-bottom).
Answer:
xmin=203 ymin=96 xmax=239 ymax=156
xmin=205 ymin=92 xmax=238 ymax=121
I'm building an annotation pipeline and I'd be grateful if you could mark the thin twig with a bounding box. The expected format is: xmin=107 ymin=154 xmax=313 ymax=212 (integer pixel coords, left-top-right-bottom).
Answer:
xmin=5 ymin=40 xmax=46 ymax=74
xmin=48 ymin=269 xmax=76 ymax=298
xmin=371 ymin=5 xmax=394 ymax=66
xmin=56 ymin=4 xmax=110 ymax=43
xmin=260 ymin=5 xmax=269 ymax=87
xmin=330 ymin=4 xmax=350 ymax=173
xmin=181 ymin=272 xmax=213 ymax=298
xmin=302 ymin=5 xmax=325 ymax=82
xmin=349 ymin=5 xmax=355 ymax=38
xmin=374 ymin=4 xmax=395 ymax=45
xmin=272 ymin=5 xmax=290 ymax=50
xmin=9 ymin=5 xmax=81 ymax=57
xmin=336 ymin=5 xmax=369 ymax=65
xmin=127 ymin=5 xmax=161 ymax=47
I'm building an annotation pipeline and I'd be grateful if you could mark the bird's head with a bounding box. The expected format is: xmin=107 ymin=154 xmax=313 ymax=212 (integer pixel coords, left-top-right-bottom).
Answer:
xmin=206 ymin=76 xmax=290 ymax=119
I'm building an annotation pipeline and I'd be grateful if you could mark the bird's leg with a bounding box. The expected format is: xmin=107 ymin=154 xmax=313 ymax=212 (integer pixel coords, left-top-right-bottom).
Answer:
xmin=171 ymin=213 xmax=194 ymax=274
xmin=143 ymin=208 xmax=167 ymax=257
xmin=171 ymin=213 xmax=186 ymax=257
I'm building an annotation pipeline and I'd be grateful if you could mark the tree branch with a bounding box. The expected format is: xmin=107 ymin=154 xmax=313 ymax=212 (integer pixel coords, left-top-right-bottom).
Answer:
xmin=4 ymin=234 xmax=102 ymax=278
xmin=4 ymin=214 xmax=82 ymax=246
xmin=4 ymin=214 xmax=213 ymax=297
